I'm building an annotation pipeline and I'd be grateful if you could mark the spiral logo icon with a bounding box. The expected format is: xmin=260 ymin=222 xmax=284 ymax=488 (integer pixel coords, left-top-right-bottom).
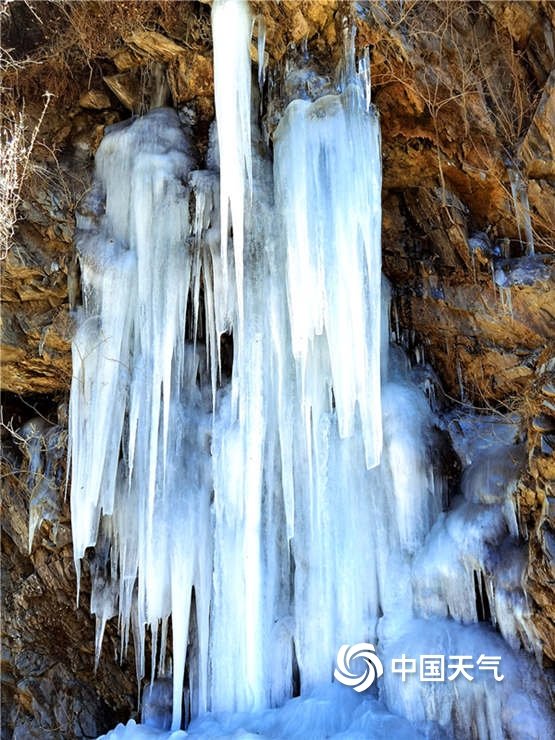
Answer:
xmin=334 ymin=643 xmax=384 ymax=692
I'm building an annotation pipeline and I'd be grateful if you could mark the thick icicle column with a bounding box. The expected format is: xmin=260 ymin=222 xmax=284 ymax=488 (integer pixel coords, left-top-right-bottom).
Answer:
xmin=66 ymin=2 xmax=554 ymax=738
xmin=274 ymin=84 xmax=383 ymax=471
xmin=69 ymin=109 xmax=214 ymax=729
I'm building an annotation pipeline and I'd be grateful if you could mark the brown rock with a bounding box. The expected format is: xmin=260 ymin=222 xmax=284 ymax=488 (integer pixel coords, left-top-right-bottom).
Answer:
xmin=532 ymin=454 xmax=555 ymax=483
xmin=103 ymin=72 xmax=141 ymax=112
xmin=1 ymin=422 xmax=138 ymax=737
xmin=527 ymin=179 xmax=555 ymax=233
xmin=125 ymin=30 xmax=185 ymax=62
xmin=289 ymin=8 xmax=309 ymax=44
xmin=167 ymin=52 xmax=214 ymax=104
xmin=79 ymin=90 xmax=111 ymax=110
xmin=112 ymin=49 xmax=140 ymax=72
xmin=520 ymin=69 xmax=555 ymax=179
xmin=484 ymin=0 xmax=554 ymax=82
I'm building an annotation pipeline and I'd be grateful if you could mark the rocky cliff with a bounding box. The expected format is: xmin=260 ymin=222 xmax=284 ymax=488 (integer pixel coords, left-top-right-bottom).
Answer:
xmin=1 ymin=1 xmax=554 ymax=737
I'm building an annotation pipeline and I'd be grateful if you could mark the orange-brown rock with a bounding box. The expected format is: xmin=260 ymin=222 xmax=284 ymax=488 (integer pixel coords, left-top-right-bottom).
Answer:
xmin=103 ymin=72 xmax=142 ymax=112
xmin=124 ymin=30 xmax=186 ymax=62
xmin=167 ymin=52 xmax=214 ymax=104
xmin=521 ymin=69 xmax=555 ymax=180
xmin=79 ymin=90 xmax=112 ymax=110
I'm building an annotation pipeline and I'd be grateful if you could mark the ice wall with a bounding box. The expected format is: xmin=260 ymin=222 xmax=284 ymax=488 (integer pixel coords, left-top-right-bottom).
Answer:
xmin=274 ymin=84 xmax=382 ymax=471
xmin=70 ymin=27 xmax=386 ymax=731
xmin=69 ymin=108 xmax=214 ymax=729
xmin=65 ymin=2 xmax=554 ymax=738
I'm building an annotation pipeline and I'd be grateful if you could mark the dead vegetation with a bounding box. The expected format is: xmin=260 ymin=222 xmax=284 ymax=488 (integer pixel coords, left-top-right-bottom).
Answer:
xmin=3 ymin=1 xmax=212 ymax=103
xmin=0 ymin=93 xmax=51 ymax=258
xmin=0 ymin=1 xmax=214 ymax=258
xmin=363 ymin=0 xmax=552 ymax=253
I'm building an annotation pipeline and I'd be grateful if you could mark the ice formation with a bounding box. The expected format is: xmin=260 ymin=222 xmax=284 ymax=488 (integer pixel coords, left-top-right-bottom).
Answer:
xmin=19 ymin=418 xmax=66 ymax=554
xmin=274 ymin=81 xmax=382 ymax=470
xmin=507 ymin=166 xmax=535 ymax=256
xmin=211 ymin=0 xmax=252 ymax=329
xmin=64 ymin=2 xmax=554 ymax=738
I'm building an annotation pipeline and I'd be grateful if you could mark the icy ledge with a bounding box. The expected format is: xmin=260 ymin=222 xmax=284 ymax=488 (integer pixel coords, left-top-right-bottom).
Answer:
xmin=494 ymin=254 xmax=554 ymax=288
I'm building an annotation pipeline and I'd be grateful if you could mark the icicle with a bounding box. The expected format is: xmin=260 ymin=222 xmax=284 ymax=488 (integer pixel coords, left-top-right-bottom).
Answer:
xmin=456 ymin=354 xmax=465 ymax=401
xmin=68 ymin=107 xmax=218 ymax=729
xmin=189 ymin=168 xmax=226 ymax=405
xmin=16 ymin=420 xmax=65 ymax=558
xmin=274 ymin=78 xmax=382 ymax=469
xmin=507 ymin=165 xmax=534 ymax=255
xmin=357 ymin=47 xmax=371 ymax=110
xmin=392 ymin=297 xmax=400 ymax=343
xmin=490 ymin=260 xmax=498 ymax=301
xmin=255 ymin=14 xmax=267 ymax=94
xmin=211 ymin=0 xmax=252 ymax=330
xmin=337 ymin=17 xmax=356 ymax=93
xmin=499 ymin=285 xmax=514 ymax=320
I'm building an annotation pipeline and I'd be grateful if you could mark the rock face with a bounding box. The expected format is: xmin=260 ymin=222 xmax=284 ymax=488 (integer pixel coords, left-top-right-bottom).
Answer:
xmin=1 ymin=0 xmax=554 ymax=735
xmin=1 ymin=411 xmax=137 ymax=739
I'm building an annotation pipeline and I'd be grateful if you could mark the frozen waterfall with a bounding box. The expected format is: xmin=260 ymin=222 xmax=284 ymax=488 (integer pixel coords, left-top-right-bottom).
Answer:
xmin=65 ymin=1 xmax=554 ymax=738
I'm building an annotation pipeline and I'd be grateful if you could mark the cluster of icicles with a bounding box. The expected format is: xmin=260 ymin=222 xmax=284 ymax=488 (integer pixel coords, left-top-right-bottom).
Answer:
xmin=66 ymin=1 xmax=553 ymax=737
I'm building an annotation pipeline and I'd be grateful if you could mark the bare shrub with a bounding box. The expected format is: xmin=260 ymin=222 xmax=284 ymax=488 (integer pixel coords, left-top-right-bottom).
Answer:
xmin=0 ymin=94 xmax=51 ymax=259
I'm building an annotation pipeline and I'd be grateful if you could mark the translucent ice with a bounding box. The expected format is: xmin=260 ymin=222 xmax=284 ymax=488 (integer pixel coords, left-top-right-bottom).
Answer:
xmin=69 ymin=107 xmax=214 ymax=729
xmin=212 ymin=0 xmax=252 ymax=325
xmin=65 ymin=15 xmax=554 ymax=740
xmin=274 ymin=82 xmax=382 ymax=469
xmin=507 ymin=166 xmax=534 ymax=255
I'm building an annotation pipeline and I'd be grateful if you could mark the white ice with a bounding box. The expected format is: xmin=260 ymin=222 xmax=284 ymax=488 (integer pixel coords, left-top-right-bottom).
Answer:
xmin=63 ymin=7 xmax=554 ymax=740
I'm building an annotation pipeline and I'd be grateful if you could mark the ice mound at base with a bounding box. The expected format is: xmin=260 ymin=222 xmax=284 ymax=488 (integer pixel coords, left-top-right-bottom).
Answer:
xmin=98 ymin=684 xmax=422 ymax=740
